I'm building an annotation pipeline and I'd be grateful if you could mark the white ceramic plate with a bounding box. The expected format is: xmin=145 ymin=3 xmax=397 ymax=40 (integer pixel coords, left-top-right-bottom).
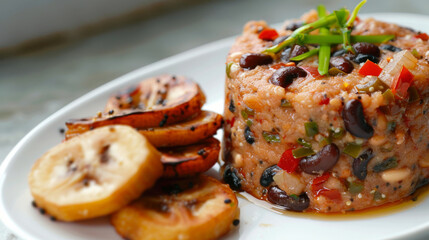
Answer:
xmin=1 ymin=13 xmax=429 ymax=240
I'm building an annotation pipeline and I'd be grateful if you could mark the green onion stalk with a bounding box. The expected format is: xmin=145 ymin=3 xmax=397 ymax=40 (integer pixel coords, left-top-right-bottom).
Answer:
xmin=342 ymin=0 xmax=367 ymax=53
xmin=263 ymin=10 xmax=346 ymax=54
xmin=317 ymin=4 xmax=331 ymax=75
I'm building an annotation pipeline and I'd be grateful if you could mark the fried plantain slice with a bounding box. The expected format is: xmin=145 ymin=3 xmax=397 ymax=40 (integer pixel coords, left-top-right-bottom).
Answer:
xmin=139 ymin=111 xmax=223 ymax=147
xmin=160 ymin=137 xmax=220 ymax=178
xmin=110 ymin=175 xmax=239 ymax=240
xmin=28 ymin=125 xmax=163 ymax=221
xmin=65 ymin=75 xmax=205 ymax=139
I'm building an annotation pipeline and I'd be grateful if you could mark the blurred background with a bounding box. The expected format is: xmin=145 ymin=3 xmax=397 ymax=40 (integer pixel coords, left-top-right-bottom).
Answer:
xmin=0 ymin=0 xmax=428 ymax=238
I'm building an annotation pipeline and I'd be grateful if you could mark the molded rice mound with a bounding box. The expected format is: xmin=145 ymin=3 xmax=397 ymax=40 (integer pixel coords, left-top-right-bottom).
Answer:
xmin=222 ymin=11 xmax=429 ymax=213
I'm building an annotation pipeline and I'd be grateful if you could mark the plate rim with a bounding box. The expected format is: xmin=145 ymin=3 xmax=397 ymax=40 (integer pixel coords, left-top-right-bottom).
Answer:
xmin=2 ymin=12 xmax=429 ymax=240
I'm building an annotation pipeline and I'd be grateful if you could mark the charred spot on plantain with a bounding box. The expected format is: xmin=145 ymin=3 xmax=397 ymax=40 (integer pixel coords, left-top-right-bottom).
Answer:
xmin=190 ymin=126 xmax=196 ymax=131
xmin=39 ymin=208 xmax=46 ymax=215
xmin=59 ymin=128 xmax=65 ymax=134
xmin=159 ymin=114 xmax=168 ymax=127
xmin=100 ymin=145 xmax=110 ymax=164
xmin=197 ymin=149 xmax=206 ymax=156
xmin=162 ymin=184 xmax=183 ymax=195
xmin=50 ymin=216 xmax=57 ymax=221
xmin=224 ymin=198 xmax=232 ymax=204
xmin=108 ymin=110 xmax=114 ymax=115
xmin=232 ymin=219 xmax=240 ymax=226
xmin=31 ymin=200 xmax=37 ymax=208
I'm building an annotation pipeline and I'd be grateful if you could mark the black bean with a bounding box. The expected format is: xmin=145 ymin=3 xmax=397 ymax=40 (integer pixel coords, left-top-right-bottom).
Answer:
xmin=267 ymin=186 xmax=309 ymax=212
xmin=269 ymin=66 xmax=307 ymax=88
xmin=353 ymin=42 xmax=380 ymax=57
xmin=240 ymin=53 xmax=273 ymax=70
xmin=342 ymin=99 xmax=374 ymax=139
xmin=260 ymin=165 xmax=281 ymax=187
xmin=353 ymin=54 xmax=379 ymax=64
xmin=352 ymin=148 xmax=374 ymax=180
xmin=244 ymin=126 xmax=255 ymax=144
xmin=290 ymin=45 xmax=309 ymax=61
xmin=273 ymin=35 xmax=290 ymax=46
xmin=332 ymin=49 xmax=348 ymax=57
xmin=329 ymin=56 xmax=354 ymax=73
xmin=228 ymin=98 xmax=235 ymax=113
xmin=286 ymin=21 xmax=304 ymax=31
xmin=380 ymin=44 xmax=402 ymax=52
xmin=299 ymin=144 xmax=340 ymax=175
xmin=223 ymin=164 xmax=242 ymax=191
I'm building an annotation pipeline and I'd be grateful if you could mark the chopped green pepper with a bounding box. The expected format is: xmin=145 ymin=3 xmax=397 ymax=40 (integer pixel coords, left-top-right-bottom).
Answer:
xmin=373 ymin=157 xmax=398 ymax=173
xmin=289 ymin=194 xmax=299 ymax=200
xmin=329 ymin=127 xmax=345 ymax=139
xmin=241 ymin=107 xmax=255 ymax=120
xmin=226 ymin=62 xmax=234 ymax=78
xmin=356 ymin=77 xmax=389 ymax=94
xmin=280 ymin=99 xmax=292 ymax=108
xmin=411 ymin=49 xmax=421 ymax=58
xmin=292 ymin=147 xmax=315 ymax=158
xmin=319 ymin=136 xmax=332 ymax=147
xmin=305 ymin=122 xmax=319 ymax=137
xmin=373 ymin=190 xmax=384 ymax=201
xmin=328 ymin=67 xmax=346 ymax=76
xmin=408 ymin=86 xmax=420 ymax=103
xmin=262 ymin=131 xmax=281 ymax=143
xmin=387 ymin=121 xmax=396 ymax=132
xmin=343 ymin=142 xmax=362 ymax=158
xmin=246 ymin=119 xmax=253 ymax=127
xmin=382 ymin=89 xmax=395 ymax=104
xmin=348 ymin=181 xmax=364 ymax=194
xmin=297 ymin=138 xmax=312 ymax=148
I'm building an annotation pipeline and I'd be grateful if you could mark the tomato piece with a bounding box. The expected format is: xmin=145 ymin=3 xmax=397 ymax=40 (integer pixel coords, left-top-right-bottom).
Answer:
xmin=301 ymin=66 xmax=321 ymax=78
xmin=415 ymin=33 xmax=429 ymax=41
xmin=226 ymin=116 xmax=236 ymax=128
xmin=319 ymin=97 xmax=330 ymax=105
xmin=271 ymin=63 xmax=287 ymax=70
xmin=258 ymin=29 xmax=279 ymax=41
xmin=358 ymin=60 xmax=382 ymax=76
xmin=278 ymin=148 xmax=301 ymax=173
xmin=318 ymin=189 xmax=342 ymax=202
xmin=391 ymin=66 xmax=414 ymax=99
xmin=311 ymin=172 xmax=330 ymax=193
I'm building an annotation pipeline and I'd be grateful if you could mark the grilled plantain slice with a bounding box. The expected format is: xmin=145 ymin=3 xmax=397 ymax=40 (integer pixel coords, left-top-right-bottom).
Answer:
xmin=28 ymin=125 xmax=163 ymax=221
xmin=110 ymin=175 xmax=239 ymax=240
xmin=65 ymin=75 xmax=205 ymax=139
xmin=139 ymin=111 xmax=223 ymax=147
xmin=160 ymin=137 xmax=220 ymax=178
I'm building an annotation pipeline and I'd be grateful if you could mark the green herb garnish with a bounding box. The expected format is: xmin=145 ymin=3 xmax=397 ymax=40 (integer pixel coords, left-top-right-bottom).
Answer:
xmin=343 ymin=142 xmax=362 ymax=158
xmin=297 ymin=138 xmax=312 ymax=148
xmin=304 ymin=122 xmax=319 ymax=137
xmin=408 ymin=86 xmax=420 ymax=103
xmin=348 ymin=181 xmax=364 ymax=194
xmin=292 ymin=147 xmax=315 ymax=158
xmin=280 ymin=99 xmax=292 ymax=108
xmin=262 ymin=131 xmax=281 ymax=143
xmin=373 ymin=157 xmax=398 ymax=173
xmin=317 ymin=5 xmax=331 ymax=75
xmin=290 ymin=48 xmax=319 ymax=61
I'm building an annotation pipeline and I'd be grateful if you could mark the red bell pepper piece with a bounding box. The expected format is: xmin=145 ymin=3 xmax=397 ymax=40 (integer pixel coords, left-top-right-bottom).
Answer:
xmin=318 ymin=189 xmax=342 ymax=202
xmin=415 ymin=33 xmax=429 ymax=41
xmin=258 ymin=29 xmax=279 ymax=41
xmin=319 ymin=96 xmax=330 ymax=105
xmin=391 ymin=66 xmax=414 ymax=99
xmin=311 ymin=172 xmax=330 ymax=193
xmin=278 ymin=148 xmax=301 ymax=173
xmin=301 ymin=66 xmax=321 ymax=79
xmin=358 ymin=60 xmax=383 ymax=76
